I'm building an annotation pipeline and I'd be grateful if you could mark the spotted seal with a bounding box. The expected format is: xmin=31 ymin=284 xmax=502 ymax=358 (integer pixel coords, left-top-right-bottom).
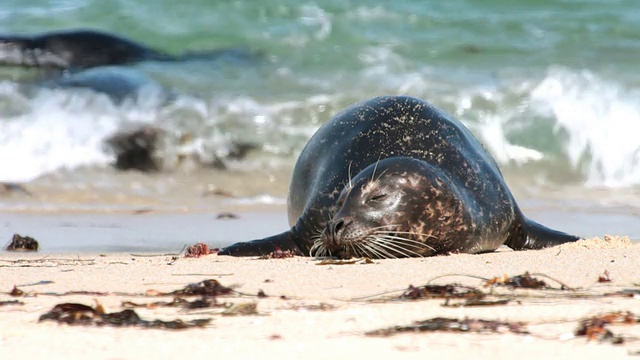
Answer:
xmin=219 ymin=96 xmax=580 ymax=258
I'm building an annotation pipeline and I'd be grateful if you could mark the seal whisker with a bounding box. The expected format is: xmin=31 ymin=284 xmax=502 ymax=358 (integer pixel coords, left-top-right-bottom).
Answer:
xmin=354 ymin=241 xmax=375 ymax=259
xmin=370 ymin=154 xmax=383 ymax=182
xmin=356 ymin=239 xmax=382 ymax=259
xmin=347 ymin=160 xmax=354 ymax=190
xmin=375 ymin=234 xmax=436 ymax=253
xmin=374 ymin=233 xmax=436 ymax=246
xmin=369 ymin=240 xmax=410 ymax=258
xmin=350 ymin=242 xmax=362 ymax=258
xmin=374 ymin=168 xmax=389 ymax=184
xmin=367 ymin=224 xmax=400 ymax=231
xmin=375 ymin=230 xmax=436 ymax=239
xmin=365 ymin=237 xmax=398 ymax=259
xmin=371 ymin=233 xmax=432 ymax=255
xmin=373 ymin=231 xmax=438 ymax=251
xmin=309 ymin=225 xmax=329 ymax=257
xmin=370 ymin=236 xmax=424 ymax=258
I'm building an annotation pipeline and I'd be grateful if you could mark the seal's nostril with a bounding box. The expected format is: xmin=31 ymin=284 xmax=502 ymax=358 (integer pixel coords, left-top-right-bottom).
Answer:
xmin=329 ymin=219 xmax=345 ymax=236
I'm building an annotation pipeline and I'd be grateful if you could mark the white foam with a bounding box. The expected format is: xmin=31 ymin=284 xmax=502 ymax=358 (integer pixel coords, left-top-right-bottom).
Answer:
xmin=0 ymin=86 xmax=170 ymax=182
xmin=452 ymin=87 xmax=546 ymax=165
xmin=0 ymin=89 xmax=119 ymax=182
xmin=474 ymin=114 xmax=544 ymax=164
xmin=530 ymin=68 xmax=640 ymax=187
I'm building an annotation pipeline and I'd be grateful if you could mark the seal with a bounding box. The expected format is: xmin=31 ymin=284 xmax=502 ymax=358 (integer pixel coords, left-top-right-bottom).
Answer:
xmin=0 ymin=28 xmax=258 ymax=70
xmin=39 ymin=66 xmax=172 ymax=103
xmin=219 ymin=96 xmax=580 ymax=258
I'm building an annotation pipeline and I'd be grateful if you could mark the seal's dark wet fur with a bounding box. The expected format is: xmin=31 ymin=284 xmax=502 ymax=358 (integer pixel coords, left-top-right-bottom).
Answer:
xmin=220 ymin=96 xmax=579 ymax=258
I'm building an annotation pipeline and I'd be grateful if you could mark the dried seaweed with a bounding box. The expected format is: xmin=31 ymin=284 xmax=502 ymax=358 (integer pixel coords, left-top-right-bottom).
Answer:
xmin=484 ymin=272 xmax=558 ymax=289
xmin=366 ymin=317 xmax=529 ymax=337
xmin=401 ymin=284 xmax=484 ymax=300
xmin=185 ymin=243 xmax=213 ymax=258
xmin=0 ymin=300 xmax=24 ymax=306
xmin=598 ymin=270 xmax=612 ymax=283
xmin=285 ymin=303 xmax=337 ymax=311
xmin=442 ymin=299 xmax=511 ymax=307
xmin=165 ymin=279 xmax=234 ymax=297
xmin=609 ymin=289 xmax=640 ymax=297
xmin=316 ymin=257 xmax=373 ymax=265
xmin=259 ymin=247 xmax=296 ymax=259
xmin=122 ymin=296 xmax=222 ymax=310
xmin=10 ymin=285 xmax=24 ymax=296
xmin=39 ymin=302 xmax=211 ymax=329
xmin=0 ymin=257 xmax=95 ymax=268
xmin=222 ymin=303 xmax=258 ymax=316
xmin=575 ymin=312 xmax=639 ymax=344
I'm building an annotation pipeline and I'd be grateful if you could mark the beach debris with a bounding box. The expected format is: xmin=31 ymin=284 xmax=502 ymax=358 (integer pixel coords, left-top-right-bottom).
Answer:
xmin=598 ymin=270 xmax=612 ymax=283
xmin=202 ymin=186 xmax=236 ymax=198
xmin=16 ymin=280 xmax=54 ymax=287
xmin=609 ymin=289 xmax=640 ymax=298
xmin=0 ymin=257 xmax=95 ymax=268
xmin=185 ymin=242 xmax=213 ymax=258
xmin=316 ymin=257 xmax=373 ymax=265
xmin=366 ymin=317 xmax=529 ymax=337
xmin=5 ymin=234 xmax=39 ymax=252
xmin=575 ymin=311 xmax=639 ymax=344
xmin=484 ymin=272 xmax=559 ymax=289
xmin=9 ymin=285 xmax=25 ymax=296
xmin=164 ymin=279 xmax=235 ymax=297
xmin=222 ymin=302 xmax=258 ymax=316
xmin=217 ymin=212 xmax=239 ymax=220
xmin=285 ymin=302 xmax=337 ymax=311
xmin=39 ymin=302 xmax=211 ymax=329
xmin=122 ymin=296 xmax=222 ymax=310
xmin=132 ymin=208 xmax=154 ymax=214
xmin=401 ymin=284 xmax=484 ymax=300
xmin=131 ymin=245 xmax=188 ymax=258
xmin=259 ymin=247 xmax=296 ymax=259
xmin=105 ymin=125 xmax=165 ymax=172
xmin=442 ymin=298 xmax=511 ymax=307
xmin=0 ymin=182 xmax=32 ymax=196
xmin=0 ymin=300 xmax=24 ymax=306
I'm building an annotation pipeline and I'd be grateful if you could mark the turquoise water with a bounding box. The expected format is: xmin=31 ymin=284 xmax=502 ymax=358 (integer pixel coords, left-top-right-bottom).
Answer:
xmin=1 ymin=0 xmax=640 ymax=187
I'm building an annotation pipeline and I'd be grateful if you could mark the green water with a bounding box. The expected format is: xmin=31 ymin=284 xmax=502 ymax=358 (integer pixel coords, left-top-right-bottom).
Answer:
xmin=1 ymin=0 xmax=640 ymax=187
xmin=1 ymin=0 xmax=640 ymax=243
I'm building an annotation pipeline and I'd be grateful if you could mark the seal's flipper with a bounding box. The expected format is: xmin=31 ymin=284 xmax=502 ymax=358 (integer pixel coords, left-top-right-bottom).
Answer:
xmin=506 ymin=218 xmax=580 ymax=250
xmin=218 ymin=231 xmax=303 ymax=257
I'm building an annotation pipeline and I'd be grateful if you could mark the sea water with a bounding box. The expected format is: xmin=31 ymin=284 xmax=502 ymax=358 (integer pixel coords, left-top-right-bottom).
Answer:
xmin=1 ymin=0 xmax=639 ymax=247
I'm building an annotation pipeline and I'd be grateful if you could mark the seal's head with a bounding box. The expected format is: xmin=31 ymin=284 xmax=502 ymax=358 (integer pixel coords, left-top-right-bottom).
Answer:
xmin=313 ymin=156 xmax=464 ymax=259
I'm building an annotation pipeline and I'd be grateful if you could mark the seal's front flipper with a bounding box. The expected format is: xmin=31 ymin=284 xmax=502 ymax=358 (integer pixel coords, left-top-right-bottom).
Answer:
xmin=506 ymin=218 xmax=581 ymax=250
xmin=218 ymin=231 xmax=303 ymax=257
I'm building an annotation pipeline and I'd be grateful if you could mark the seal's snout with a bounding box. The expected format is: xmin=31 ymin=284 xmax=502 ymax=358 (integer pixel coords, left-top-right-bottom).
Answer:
xmin=325 ymin=217 xmax=352 ymax=246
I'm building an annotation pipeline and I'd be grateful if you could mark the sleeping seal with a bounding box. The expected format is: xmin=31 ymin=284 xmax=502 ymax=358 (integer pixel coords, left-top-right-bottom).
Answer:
xmin=219 ymin=96 xmax=580 ymax=258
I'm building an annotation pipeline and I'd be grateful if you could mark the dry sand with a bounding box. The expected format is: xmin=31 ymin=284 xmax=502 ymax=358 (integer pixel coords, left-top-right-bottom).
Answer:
xmin=1 ymin=235 xmax=640 ymax=359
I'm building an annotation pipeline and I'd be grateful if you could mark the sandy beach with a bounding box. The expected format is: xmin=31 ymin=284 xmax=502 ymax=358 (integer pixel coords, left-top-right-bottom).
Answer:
xmin=2 ymin=233 xmax=639 ymax=359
